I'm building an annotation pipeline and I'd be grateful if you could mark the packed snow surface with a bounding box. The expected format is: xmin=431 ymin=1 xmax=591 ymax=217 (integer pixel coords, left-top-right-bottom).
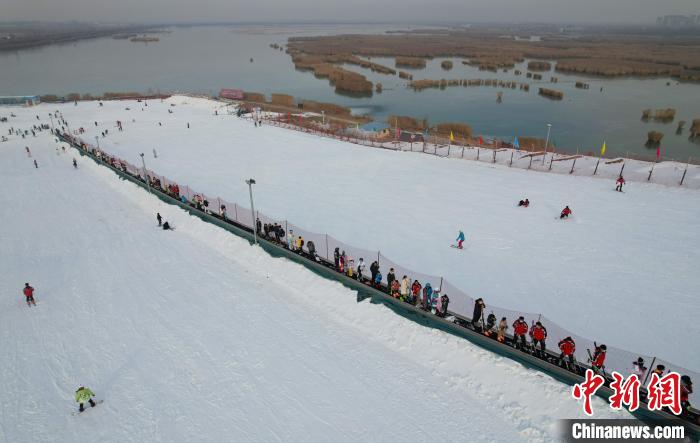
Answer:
xmin=15 ymin=96 xmax=697 ymax=371
xmin=0 ymin=115 xmax=628 ymax=442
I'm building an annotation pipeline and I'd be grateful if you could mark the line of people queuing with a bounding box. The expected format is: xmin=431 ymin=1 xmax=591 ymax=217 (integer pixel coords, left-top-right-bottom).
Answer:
xmin=62 ymin=131 xmax=695 ymax=421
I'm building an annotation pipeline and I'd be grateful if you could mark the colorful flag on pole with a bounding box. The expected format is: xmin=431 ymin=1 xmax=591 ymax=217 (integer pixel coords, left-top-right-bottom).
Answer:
xmin=600 ymin=141 xmax=606 ymax=156
xmin=479 ymin=136 xmax=484 ymax=146
xmin=450 ymin=131 xmax=455 ymax=142
xmin=656 ymin=145 xmax=661 ymax=160
xmin=513 ymin=137 xmax=520 ymax=150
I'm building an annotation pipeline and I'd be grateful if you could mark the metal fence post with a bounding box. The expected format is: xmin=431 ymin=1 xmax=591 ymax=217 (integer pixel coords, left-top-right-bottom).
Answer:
xmin=492 ymin=150 xmax=496 ymax=163
xmin=570 ymin=158 xmax=576 ymax=174
xmin=509 ymin=151 xmax=514 ymax=167
xmin=680 ymin=157 xmax=689 ymax=186
xmin=477 ymin=148 xmax=480 ymax=161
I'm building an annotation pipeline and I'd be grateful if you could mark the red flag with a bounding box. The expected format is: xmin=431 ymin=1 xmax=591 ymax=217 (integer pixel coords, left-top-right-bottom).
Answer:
xmin=478 ymin=136 xmax=484 ymax=146
xmin=656 ymin=146 xmax=660 ymax=160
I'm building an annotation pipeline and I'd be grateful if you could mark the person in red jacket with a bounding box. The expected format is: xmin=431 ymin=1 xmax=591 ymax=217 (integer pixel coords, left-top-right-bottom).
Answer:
xmin=591 ymin=343 xmax=607 ymax=374
xmin=512 ymin=316 xmax=529 ymax=350
xmin=23 ymin=283 xmax=36 ymax=307
xmin=560 ymin=206 xmax=572 ymax=219
xmin=615 ymin=176 xmax=626 ymax=192
xmin=531 ymin=321 xmax=547 ymax=357
xmin=410 ymin=280 xmax=422 ymax=306
xmin=680 ymin=375 xmax=693 ymax=413
xmin=558 ymin=336 xmax=576 ymax=370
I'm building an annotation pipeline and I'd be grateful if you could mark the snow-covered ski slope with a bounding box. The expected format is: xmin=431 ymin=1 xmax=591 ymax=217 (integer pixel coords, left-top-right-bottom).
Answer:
xmin=24 ymin=96 xmax=699 ymax=372
xmin=0 ymin=120 xmax=627 ymax=442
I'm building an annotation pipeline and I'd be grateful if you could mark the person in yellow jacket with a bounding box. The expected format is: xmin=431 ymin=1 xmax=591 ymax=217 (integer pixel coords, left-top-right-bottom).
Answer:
xmin=75 ymin=386 xmax=96 ymax=412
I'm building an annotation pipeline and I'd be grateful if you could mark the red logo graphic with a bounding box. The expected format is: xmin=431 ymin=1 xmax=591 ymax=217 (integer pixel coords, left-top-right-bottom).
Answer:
xmin=609 ymin=372 xmax=641 ymax=412
xmin=647 ymin=372 xmax=682 ymax=415
xmin=572 ymin=369 xmax=605 ymax=415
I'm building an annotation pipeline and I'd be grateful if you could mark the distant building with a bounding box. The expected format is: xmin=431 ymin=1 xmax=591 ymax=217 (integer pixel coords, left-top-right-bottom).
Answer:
xmin=0 ymin=95 xmax=40 ymax=106
xmin=219 ymin=89 xmax=244 ymax=100
xmin=656 ymin=14 xmax=699 ymax=28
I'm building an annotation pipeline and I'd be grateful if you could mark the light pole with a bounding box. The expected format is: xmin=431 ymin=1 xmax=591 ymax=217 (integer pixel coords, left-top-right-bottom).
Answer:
xmin=246 ymin=178 xmax=257 ymax=245
xmin=542 ymin=123 xmax=552 ymax=165
xmin=140 ymin=153 xmax=152 ymax=194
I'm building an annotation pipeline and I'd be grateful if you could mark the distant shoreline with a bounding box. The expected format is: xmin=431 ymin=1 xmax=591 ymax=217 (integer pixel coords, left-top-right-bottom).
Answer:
xmin=0 ymin=25 xmax=158 ymax=52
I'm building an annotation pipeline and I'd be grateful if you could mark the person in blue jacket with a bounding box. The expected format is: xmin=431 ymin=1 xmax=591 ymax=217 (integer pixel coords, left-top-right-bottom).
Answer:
xmin=456 ymin=230 xmax=465 ymax=249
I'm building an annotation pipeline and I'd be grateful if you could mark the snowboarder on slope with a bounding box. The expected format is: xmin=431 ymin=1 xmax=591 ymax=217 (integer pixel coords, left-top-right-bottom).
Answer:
xmin=156 ymin=213 xmax=162 ymax=227
xmin=615 ymin=176 xmax=625 ymax=192
xmin=162 ymin=221 xmax=173 ymax=230
xmin=73 ymin=158 xmax=77 ymax=169
xmin=455 ymin=230 xmax=465 ymax=249
xmin=518 ymin=198 xmax=530 ymax=207
xmin=23 ymin=283 xmax=36 ymax=307
xmin=75 ymin=386 xmax=96 ymax=412
xmin=560 ymin=206 xmax=572 ymax=219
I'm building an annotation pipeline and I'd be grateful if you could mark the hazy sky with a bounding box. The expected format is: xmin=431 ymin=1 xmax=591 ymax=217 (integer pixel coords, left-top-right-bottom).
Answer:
xmin=3 ymin=0 xmax=698 ymax=25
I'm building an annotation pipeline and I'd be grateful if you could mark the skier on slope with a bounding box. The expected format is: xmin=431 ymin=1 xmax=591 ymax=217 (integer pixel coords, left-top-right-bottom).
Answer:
xmin=518 ymin=198 xmax=530 ymax=207
xmin=455 ymin=230 xmax=465 ymax=249
xmin=512 ymin=316 xmax=529 ymax=350
xmin=23 ymin=283 xmax=37 ymax=307
xmin=73 ymin=158 xmax=77 ymax=169
xmin=615 ymin=176 xmax=626 ymax=192
xmin=560 ymin=206 xmax=572 ymax=219
xmin=156 ymin=212 xmax=162 ymax=227
xmin=75 ymin=386 xmax=96 ymax=412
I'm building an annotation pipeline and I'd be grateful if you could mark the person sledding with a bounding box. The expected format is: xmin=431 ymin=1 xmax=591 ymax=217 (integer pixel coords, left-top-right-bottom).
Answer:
xmin=560 ymin=206 xmax=572 ymax=219
xmin=518 ymin=198 xmax=530 ymax=207
xmin=75 ymin=386 xmax=96 ymax=412
xmin=455 ymin=230 xmax=465 ymax=249
xmin=615 ymin=176 xmax=625 ymax=192
xmin=23 ymin=283 xmax=37 ymax=307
